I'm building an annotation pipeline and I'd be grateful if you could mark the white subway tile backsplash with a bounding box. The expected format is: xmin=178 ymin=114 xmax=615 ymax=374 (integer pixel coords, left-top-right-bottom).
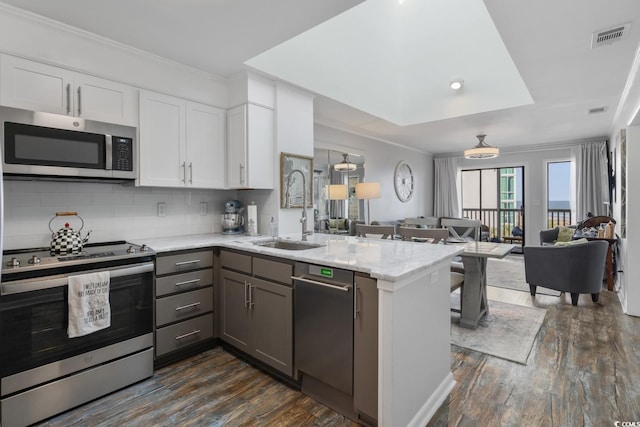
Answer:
xmin=2 ymin=181 xmax=246 ymax=250
xmin=5 ymin=192 xmax=41 ymax=207
xmin=10 ymin=180 xmax=68 ymax=193
xmin=91 ymin=192 xmax=135 ymax=206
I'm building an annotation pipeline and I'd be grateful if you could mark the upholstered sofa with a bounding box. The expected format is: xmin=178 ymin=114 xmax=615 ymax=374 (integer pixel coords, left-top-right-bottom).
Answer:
xmin=539 ymin=226 xmax=575 ymax=245
xmin=523 ymin=240 xmax=608 ymax=305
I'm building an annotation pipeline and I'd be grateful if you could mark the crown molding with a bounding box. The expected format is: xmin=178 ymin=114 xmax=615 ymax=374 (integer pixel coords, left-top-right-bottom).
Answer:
xmin=0 ymin=2 xmax=226 ymax=83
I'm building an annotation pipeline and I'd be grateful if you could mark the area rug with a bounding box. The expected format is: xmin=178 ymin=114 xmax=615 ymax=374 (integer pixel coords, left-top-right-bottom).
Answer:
xmin=486 ymin=254 xmax=561 ymax=297
xmin=450 ymin=295 xmax=547 ymax=365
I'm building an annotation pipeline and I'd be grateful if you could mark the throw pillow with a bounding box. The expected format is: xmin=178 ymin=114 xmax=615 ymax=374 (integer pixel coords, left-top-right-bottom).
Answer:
xmin=557 ymin=226 xmax=574 ymax=242
xmin=554 ymin=238 xmax=589 ymax=247
xmin=567 ymin=238 xmax=589 ymax=245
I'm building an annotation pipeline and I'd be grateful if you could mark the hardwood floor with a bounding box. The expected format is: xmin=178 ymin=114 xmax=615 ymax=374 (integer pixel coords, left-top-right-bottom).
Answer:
xmin=37 ymin=347 xmax=357 ymax=427
xmin=37 ymin=286 xmax=640 ymax=427
xmin=429 ymin=287 xmax=640 ymax=427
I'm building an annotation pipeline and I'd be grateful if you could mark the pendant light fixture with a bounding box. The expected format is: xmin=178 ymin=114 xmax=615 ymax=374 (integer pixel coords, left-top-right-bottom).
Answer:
xmin=334 ymin=153 xmax=357 ymax=172
xmin=464 ymin=134 xmax=499 ymax=159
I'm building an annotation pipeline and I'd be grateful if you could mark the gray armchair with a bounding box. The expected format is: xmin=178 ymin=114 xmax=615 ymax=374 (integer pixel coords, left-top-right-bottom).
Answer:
xmin=539 ymin=227 xmax=559 ymax=245
xmin=523 ymin=240 xmax=608 ymax=305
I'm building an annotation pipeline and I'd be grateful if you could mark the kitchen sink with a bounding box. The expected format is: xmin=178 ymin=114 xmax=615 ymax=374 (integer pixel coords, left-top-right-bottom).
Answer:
xmin=254 ymin=240 xmax=324 ymax=251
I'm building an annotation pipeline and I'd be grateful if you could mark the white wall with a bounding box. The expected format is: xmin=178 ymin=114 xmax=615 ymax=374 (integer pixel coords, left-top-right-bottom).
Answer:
xmin=608 ymin=124 xmax=639 ymax=316
xmin=455 ymin=146 xmax=575 ymax=246
xmin=621 ymin=126 xmax=639 ymax=316
xmin=3 ymin=180 xmax=235 ymax=250
xmin=315 ymin=124 xmax=433 ymax=222
xmin=273 ymin=83 xmax=315 ymax=236
xmin=608 ymin=43 xmax=640 ymax=317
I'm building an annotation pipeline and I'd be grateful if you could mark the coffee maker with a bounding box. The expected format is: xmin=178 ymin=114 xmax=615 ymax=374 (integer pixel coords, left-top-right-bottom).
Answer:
xmin=222 ymin=200 xmax=245 ymax=235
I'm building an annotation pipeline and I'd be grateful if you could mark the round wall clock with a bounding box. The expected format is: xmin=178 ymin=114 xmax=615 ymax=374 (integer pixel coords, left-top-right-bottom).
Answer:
xmin=394 ymin=161 xmax=414 ymax=202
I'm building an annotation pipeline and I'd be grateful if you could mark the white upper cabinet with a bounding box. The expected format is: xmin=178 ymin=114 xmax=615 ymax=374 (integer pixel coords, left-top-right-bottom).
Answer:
xmin=186 ymin=101 xmax=226 ymax=189
xmin=0 ymin=54 xmax=138 ymax=126
xmin=139 ymin=90 xmax=225 ymax=189
xmin=73 ymin=73 xmax=138 ymax=126
xmin=139 ymin=90 xmax=186 ymax=188
xmin=227 ymin=103 xmax=274 ymax=189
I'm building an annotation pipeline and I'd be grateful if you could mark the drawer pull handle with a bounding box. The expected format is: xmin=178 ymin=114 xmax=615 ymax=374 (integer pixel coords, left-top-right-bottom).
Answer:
xmin=175 ymin=302 xmax=201 ymax=311
xmin=175 ymin=329 xmax=201 ymax=340
xmin=175 ymin=259 xmax=201 ymax=267
xmin=175 ymin=278 xmax=201 ymax=287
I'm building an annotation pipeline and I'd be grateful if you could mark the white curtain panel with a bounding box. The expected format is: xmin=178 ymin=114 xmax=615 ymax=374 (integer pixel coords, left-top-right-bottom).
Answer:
xmin=434 ymin=156 xmax=460 ymax=218
xmin=574 ymin=141 xmax=609 ymax=221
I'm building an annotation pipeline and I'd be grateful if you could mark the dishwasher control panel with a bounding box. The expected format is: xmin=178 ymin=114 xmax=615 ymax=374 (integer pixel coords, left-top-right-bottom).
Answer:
xmin=294 ymin=262 xmax=354 ymax=286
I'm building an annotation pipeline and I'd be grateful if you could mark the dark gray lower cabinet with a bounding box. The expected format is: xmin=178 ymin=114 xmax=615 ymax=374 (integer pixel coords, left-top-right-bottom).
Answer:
xmin=154 ymin=249 xmax=215 ymax=363
xmin=354 ymin=274 xmax=378 ymax=424
xmin=219 ymin=251 xmax=293 ymax=377
xmin=219 ymin=269 xmax=252 ymax=352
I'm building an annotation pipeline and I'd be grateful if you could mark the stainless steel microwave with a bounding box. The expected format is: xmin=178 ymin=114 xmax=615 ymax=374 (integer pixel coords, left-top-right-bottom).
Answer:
xmin=1 ymin=106 xmax=136 ymax=181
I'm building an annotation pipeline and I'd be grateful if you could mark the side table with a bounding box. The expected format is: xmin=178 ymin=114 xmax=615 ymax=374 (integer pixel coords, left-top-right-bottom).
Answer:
xmin=581 ymin=237 xmax=617 ymax=291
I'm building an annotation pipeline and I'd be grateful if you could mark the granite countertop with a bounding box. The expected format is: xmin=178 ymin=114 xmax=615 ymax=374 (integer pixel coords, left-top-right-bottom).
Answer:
xmin=133 ymin=233 xmax=462 ymax=282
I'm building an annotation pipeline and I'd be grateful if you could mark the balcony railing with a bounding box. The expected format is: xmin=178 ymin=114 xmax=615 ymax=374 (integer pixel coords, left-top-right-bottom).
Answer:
xmin=548 ymin=209 xmax=572 ymax=228
xmin=461 ymin=207 xmax=573 ymax=242
xmin=462 ymin=208 xmax=524 ymax=242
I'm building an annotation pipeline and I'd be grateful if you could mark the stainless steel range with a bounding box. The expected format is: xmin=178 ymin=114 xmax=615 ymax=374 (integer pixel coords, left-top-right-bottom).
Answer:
xmin=0 ymin=241 xmax=155 ymax=427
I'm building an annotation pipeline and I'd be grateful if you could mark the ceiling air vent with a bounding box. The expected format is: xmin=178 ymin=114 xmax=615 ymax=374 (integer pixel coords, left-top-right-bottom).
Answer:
xmin=587 ymin=106 xmax=608 ymax=115
xmin=591 ymin=23 xmax=631 ymax=48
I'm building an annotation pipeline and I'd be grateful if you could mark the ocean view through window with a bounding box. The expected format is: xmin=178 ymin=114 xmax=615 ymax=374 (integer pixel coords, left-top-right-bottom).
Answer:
xmin=547 ymin=161 xmax=573 ymax=227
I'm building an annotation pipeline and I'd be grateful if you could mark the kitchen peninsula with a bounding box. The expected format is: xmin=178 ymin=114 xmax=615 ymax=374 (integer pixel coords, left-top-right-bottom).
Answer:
xmin=137 ymin=233 xmax=463 ymax=427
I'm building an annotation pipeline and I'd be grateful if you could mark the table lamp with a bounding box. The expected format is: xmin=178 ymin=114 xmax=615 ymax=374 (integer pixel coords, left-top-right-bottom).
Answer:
xmin=327 ymin=184 xmax=348 ymax=201
xmin=356 ymin=182 xmax=381 ymax=224
xmin=326 ymin=184 xmax=348 ymax=232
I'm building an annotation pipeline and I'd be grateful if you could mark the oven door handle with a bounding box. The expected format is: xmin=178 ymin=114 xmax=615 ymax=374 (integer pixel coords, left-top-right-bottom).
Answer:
xmin=0 ymin=262 xmax=154 ymax=295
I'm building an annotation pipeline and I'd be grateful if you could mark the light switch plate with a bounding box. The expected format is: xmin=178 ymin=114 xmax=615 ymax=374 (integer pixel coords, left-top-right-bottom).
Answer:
xmin=200 ymin=202 xmax=207 ymax=216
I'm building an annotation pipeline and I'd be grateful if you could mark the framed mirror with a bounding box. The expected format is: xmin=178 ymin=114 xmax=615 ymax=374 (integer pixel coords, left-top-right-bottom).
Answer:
xmin=280 ymin=152 xmax=313 ymax=208
xmin=312 ymin=148 xmax=365 ymax=232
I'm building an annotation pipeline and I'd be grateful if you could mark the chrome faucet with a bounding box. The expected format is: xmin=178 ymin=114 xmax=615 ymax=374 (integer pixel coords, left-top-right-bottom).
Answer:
xmin=285 ymin=169 xmax=313 ymax=241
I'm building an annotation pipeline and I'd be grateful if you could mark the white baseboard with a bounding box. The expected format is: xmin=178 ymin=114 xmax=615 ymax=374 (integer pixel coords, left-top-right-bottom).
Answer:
xmin=406 ymin=373 xmax=456 ymax=427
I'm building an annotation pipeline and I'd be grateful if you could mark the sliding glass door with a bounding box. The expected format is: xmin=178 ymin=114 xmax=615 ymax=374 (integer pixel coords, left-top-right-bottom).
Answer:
xmin=461 ymin=167 xmax=525 ymax=249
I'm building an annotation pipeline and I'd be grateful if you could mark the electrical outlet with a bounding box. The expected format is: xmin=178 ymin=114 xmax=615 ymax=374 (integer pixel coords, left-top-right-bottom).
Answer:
xmin=157 ymin=202 xmax=167 ymax=217
xmin=200 ymin=202 xmax=207 ymax=216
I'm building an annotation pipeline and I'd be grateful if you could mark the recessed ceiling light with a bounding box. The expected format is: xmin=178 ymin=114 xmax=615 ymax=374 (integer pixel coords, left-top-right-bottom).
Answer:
xmin=398 ymin=0 xmax=406 ymax=4
xmin=450 ymin=80 xmax=464 ymax=90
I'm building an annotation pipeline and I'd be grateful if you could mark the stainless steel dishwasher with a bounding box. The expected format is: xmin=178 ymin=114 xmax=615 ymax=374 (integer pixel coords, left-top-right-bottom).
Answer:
xmin=293 ymin=262 xmax=355 ymax=414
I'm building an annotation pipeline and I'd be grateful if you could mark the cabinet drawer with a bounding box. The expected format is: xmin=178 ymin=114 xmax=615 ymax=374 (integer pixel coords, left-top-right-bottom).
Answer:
xmin=156 ymin=287 xmax=213 ymax=327
xmin=156 ymin=250 xmax=213 ymax=275
xmin=253 ymin=257 xmax=292 ymax=285
xmin=220 ymin=250 xmax=252 ymax=274
xmin=155 ymin=269 xmax=213 ymax=297
xmin=155 ymin=313 xmax=214 ymax=357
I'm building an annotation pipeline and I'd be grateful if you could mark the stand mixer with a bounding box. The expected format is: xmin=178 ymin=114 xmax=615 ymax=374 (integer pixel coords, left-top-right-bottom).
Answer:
xmin=222 ymin=200 xmax=245 ymax=235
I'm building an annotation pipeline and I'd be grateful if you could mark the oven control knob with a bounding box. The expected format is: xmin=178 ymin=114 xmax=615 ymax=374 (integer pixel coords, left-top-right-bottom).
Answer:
xmin=7 ymin=257 xmax=20 ymax=267
xmin=28 ymin=255 xmax=41 ymax=264
xmin=127 ymin=245 xmax=136 ymax=254
xmin=140 ymin=244 xmax=149 ymax=252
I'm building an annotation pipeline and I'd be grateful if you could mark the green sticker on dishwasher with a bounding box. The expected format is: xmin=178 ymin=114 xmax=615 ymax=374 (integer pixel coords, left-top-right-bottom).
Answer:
xmin=320 ymin=268 xmax=333 ymax=278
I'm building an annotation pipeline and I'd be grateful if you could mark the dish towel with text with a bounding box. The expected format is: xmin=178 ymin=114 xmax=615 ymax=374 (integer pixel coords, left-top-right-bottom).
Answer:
xmin=68 ymin=271 xmax=111 ymax=338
